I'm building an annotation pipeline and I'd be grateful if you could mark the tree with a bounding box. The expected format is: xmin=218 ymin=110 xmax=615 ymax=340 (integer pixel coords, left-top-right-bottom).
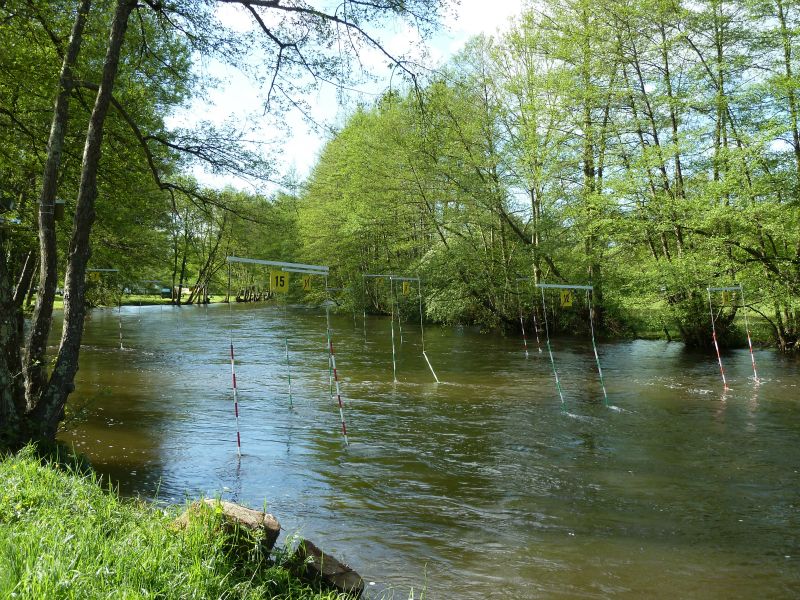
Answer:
xmin=1 ymin=0 xmax=450 ymax=448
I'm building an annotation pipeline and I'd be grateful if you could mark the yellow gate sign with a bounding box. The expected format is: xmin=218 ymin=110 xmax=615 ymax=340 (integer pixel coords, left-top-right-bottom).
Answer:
xmin=89 ymin=272 xmax=101 ymax=283
xmin=402 ymin=281 xmax=410 ymax=296
xmin=721 ymin=291 xmax=736 ymax=305
xmin=302 ymin=275 xmax=311 ymax=292
xmin=270 ymin=270 xmax=289 ymax=293
xmin=560 ymin=290 xmax=573 ymax=308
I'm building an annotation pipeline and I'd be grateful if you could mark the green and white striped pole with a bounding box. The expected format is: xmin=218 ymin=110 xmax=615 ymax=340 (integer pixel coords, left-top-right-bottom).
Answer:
xmin=389 ymin=276 xmax=398 ymax=382
xmin=586 ymin=288 xmax=608 ymax=406
xmin=539 ymin=285 xmax=565 ymax=409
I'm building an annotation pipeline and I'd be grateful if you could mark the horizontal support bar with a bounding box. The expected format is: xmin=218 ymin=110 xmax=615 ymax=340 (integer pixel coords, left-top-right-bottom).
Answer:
xmin=363 ymin=273 xmax=395 ymax=279
xmin=390 ymin=276 xmax=420 ymax=282
xmin=279 ymin=268 xmax=327 ymax=276
xmin=707 ymin=285 xmax=742 ymax=292
xmin=87 ymin=268 xmax=119 ymax=272
xmin=227 ymin=256 xmax=329 ymax=274
xmin=326 ymin=287 xmax=345 ymax=292
xmin=537 ymin=283 xmax=593 ymax=291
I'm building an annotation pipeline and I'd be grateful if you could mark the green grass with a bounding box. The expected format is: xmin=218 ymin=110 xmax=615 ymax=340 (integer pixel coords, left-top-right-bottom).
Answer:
xmin=0 ymin=447 xmax=356 ymax=599
xmin=43 ymin=294 xmax=225 ymax=311
xmin=117 ymin=295 xmax=227 ymax=307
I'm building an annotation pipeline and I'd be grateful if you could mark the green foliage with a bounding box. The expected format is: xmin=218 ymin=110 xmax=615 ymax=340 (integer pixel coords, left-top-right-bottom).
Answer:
xmin=295 ymin=0 xmax=800 ymax=350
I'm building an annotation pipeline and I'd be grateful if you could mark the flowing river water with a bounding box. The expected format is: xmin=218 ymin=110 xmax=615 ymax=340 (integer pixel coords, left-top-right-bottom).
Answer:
xmin=55 ymin=303 xmax=799 ymax=599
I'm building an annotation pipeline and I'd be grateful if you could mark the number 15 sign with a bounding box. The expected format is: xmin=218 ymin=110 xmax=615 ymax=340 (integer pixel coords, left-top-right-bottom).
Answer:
xmin=270 ymin=270 xmax=289 ymax=293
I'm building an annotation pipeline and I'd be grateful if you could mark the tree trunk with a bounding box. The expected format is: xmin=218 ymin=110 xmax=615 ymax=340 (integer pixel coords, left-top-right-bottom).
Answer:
xmin=25 ymin=0 xmax=92 ymax=409
xmin=776 ymin=0 xmax=800 ymax=179
xmin=28 ymin=0 xmax=136 ymax=441
xmin=0 ymin=246 xmax=24 ymax=444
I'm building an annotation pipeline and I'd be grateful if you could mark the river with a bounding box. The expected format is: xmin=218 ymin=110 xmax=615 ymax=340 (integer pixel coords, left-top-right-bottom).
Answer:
xmin=57 ymin=302 xmax=800 ymax=598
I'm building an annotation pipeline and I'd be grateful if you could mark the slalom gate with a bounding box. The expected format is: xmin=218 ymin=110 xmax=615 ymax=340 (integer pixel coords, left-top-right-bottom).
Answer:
xmin=392 ymin=276 xmax=439 ymax=383
xmin=706 ymin=284 xmax=759 ymax=387
xmin=537 ymin=283 xmax=608 ymax=408
xmin=226 ymin=256 xmax=349 ymax=452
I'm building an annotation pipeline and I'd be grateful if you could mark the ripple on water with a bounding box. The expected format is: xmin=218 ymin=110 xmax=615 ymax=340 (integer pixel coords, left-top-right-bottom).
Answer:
xmin=57 ymin=307 xmax=800 ymax=599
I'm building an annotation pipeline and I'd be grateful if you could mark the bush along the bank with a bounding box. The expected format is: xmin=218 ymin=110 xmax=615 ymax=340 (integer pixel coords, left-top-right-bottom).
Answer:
xmin=0 ymin=446 xmax=358 ymax=599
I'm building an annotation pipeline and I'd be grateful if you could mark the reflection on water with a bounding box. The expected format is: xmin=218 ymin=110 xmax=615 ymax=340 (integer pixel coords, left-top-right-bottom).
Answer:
xmin=58 ymin=304 xmax=800 ymax=598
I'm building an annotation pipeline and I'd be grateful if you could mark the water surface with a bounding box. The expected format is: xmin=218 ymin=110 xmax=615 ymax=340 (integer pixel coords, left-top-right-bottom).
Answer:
xmin=58 ymin=303 xmax=800 ymax=598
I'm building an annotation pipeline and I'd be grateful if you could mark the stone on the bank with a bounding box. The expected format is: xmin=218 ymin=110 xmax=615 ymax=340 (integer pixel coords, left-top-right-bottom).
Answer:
xmin=292 ymin=538 xmax=364 ymax=597
xmin=173 ymin=499 xmax=281 ymax=556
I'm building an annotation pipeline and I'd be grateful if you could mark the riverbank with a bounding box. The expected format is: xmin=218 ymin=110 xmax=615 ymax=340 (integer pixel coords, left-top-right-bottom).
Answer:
xmin=0 ymin=446 xmax=357 ymax=599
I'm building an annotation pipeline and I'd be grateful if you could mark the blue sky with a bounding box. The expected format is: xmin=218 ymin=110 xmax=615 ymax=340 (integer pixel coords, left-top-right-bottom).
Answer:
xmin=171 ymin=0 xmax=525 ymax=192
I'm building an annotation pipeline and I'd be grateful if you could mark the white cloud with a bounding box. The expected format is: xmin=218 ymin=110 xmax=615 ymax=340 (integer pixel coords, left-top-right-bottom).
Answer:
xmin=215 ymin=3 xmax=255 ymax=34
xmin=444 ymin=0 xmax=522 ymax=38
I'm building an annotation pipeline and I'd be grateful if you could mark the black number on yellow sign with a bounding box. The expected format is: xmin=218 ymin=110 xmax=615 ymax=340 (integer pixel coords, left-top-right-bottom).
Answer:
xmin=402 ymin=281 xmax=410 ymax=296
xmin=271 ymin=270 xmax=289 ymax=293
xmin=560 ymin=290 xmax=573 ymax=308
xmin=302 ymin=275 xmax=311 ymax=292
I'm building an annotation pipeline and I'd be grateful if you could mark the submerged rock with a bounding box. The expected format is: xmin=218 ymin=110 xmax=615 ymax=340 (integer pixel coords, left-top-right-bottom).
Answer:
xmin=291 ymin=538 xmax=364 ymax=597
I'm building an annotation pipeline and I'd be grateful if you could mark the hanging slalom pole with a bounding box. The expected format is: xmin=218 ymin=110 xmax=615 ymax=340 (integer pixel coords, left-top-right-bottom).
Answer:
xmin=517 ymin=276 xmax=543 ymax=353
xmin=537 ymin=283 xmax=609 ymax=409
xmin=229 ymin=340 xmax=242 ymax=457
xmin=118 ymin=294 xmax=124 ymax=350
xmin=419 ymin=279 xmax=439 ymax=383
xmin=531 ymin=308 xmax=543 ymax=354
xmin=362 ymin=277 xmax=367 ymax=340
xmin=364 ymin=273 xmax=399 ymax=381
xmin=285 ymin=338 xmax=293 ymax=408
xmin=226 ymin=261 xmax=241 ymax=457
xmin=283 ymin=302 xmax=293 ymax=409
xmin=515 ymin=278 xmax=530 ymax=358
xmin=392 ymin=277 xmax=404 ymax=344
xmin=586 ymin=288 xmax=608 ymax=406
xmin=389 ymin=276 xmax=398 ymax=382
xmin=538 ymin=286 xmax=566 ymax=409
xmin=706 ymin=287 xmax=729 ymax=389
xmin=738 ymin=285 xmax=759 ymax=383
xmin=325 ymin=300 xmax=349 ymax=446
xmin=361 ymin=275 xmax=370 ymax=341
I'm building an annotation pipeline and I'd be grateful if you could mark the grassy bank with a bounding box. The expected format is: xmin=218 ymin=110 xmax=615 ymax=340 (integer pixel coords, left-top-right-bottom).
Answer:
xmin=0 ymin=447 xmax=353 ymax=599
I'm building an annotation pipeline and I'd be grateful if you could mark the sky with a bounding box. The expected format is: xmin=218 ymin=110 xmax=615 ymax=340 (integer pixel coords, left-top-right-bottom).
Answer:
xmin=176 ymin=0 xmax=526 ymax=192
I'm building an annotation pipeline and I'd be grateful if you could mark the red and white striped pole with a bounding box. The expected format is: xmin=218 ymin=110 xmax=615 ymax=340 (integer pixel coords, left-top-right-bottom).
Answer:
xmin=229 ymin=340 xmax=242 ymax=456
xmin=707 ymin=288 xmax=728 ymax=389
xmin=326 ymin=304 xmax=349 ymax=445
xmin=227 ymin=262 xmax=241 ymax=456
xmin=531 ymin=309 xmax=543 ymax=353
xmin=739 ymin=286 xmax=759 ymax=383
xmin=329 ymin=339 xmax=349 ymax=446
xmin=515 ymin=279 xmax=529 ymax=358
xmin=118 ymin=297 xmax=124 ymax=350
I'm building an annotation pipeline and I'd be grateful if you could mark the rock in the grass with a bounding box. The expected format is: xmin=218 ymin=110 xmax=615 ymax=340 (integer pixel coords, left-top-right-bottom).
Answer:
xmin=173 ymin=499 xmax=281 ymax=556
xmin=292 ymin=539 xmax=364 ymax=597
